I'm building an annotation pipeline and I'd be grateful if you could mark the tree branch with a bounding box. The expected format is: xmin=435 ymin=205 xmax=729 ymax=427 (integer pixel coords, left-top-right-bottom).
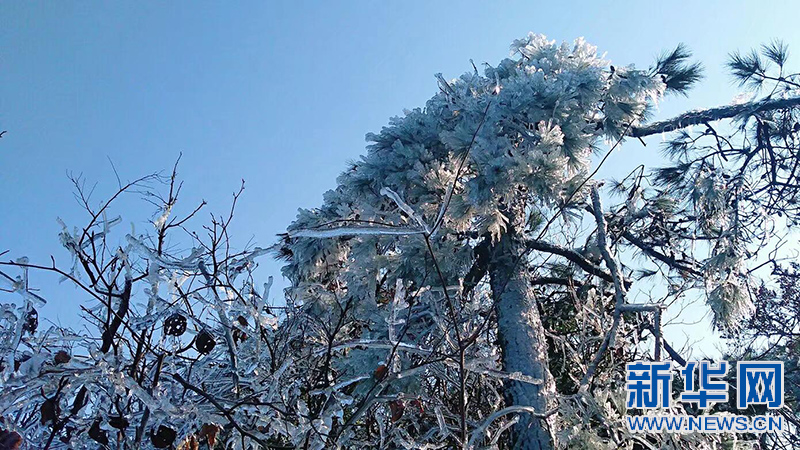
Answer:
xmin=100 ymin=277 xmax=131 ymax=353
xmin=628 ymin=96 xmax=800 ymax=138
xmin=171 ymin=373 xmax=291 ymax=450
xmin=581 ymin=186 xmax=628 ymax=388
xmin=621 ymin=230 xmax=703 ymax=277
xmin=525 ymin=239 xmax=615 ymax=284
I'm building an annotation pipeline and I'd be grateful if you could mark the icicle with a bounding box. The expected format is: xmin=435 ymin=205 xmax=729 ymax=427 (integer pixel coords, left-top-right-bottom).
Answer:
xmin=380 ymin=187 xmax=430 ymax=234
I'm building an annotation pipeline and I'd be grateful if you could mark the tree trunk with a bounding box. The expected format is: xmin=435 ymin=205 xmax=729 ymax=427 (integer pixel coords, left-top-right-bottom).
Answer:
xmin=488 ymin=217 xmax=557 ymax=450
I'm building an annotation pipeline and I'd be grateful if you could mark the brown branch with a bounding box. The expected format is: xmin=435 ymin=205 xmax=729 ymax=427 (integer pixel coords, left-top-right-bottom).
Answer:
xmin=462 ymin=236 xmax=491 ymax=297
xmin=135 ymin=353 xmax=165 ymax=444
xmin=101 ymin=278 xmax=132 ymax=353
xmin=0 ymin=259 xmax=103 ymax=303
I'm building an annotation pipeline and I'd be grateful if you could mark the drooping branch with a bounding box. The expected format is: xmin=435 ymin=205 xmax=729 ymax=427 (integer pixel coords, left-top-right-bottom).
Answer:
xmin=462 ymin=237 xmax=492 ymax=296
xmin=645 ymin=324 xmax=687 ymax=366
xmin=620 ymin=303 xmax=664 ymax=360
xmin=628 ymin=96 xmax=800 ymax=138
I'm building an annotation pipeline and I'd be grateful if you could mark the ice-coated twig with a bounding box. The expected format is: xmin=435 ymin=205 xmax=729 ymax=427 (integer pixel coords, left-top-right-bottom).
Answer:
xmin=0 ymin=269 xmax=47 ymax=307
xmin=153 ymin=203 xmax=173 ymax=231
xmin=263 ymin=276 xmax=273 ymax=305
xmin=290 ymin=225 xmax=425 ymax=239
xmin=380 ymin=187 xmax=431 ymax=234
xmin=321 ymin=339 xmax=433 ymax=356
xmin=198 ymin=259 xmax=240 ymax=390
xmin=581 ymin=185 xmax=628 ymax=388
xmin=468 ymin=405 xmax=558 ymax=449
xmin=224 ymin=247 xmax=270 ymax=280
xmin=628 ymin=95 xmax=800 ymax=138
xmin=309 ymin=375 xmax=370 ymax=396
xmin=463 ymin=365 xmax=542 ymax=386
xmin=127 ymin=234 xmax=203 ymax=271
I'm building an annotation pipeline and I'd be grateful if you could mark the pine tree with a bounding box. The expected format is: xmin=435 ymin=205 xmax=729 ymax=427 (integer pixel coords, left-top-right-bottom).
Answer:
xmin=280 ymin=34 xmax=800 ymax=449
xmin=280 ymin=34 xmax=695 ymax=449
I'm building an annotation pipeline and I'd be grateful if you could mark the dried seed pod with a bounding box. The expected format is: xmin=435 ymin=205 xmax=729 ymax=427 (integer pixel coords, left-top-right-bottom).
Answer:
xmin=195 ymin=330 xmax=216 ymax=354
xmin=233 ymin=316 xmax=249 ymax=343
xmin=232 ymin=328 xmax=248 ymax=344
xmin=0 ymin=429 xmax=23 ymax=450
xmin=14 ymin=354 xmax=31 ymax=372
xmin=54 ymin=350 xmax=70 ymax=365
xmin=164 ymin=313 xmax=187 ymax=336
xmin=70 ymin=386 xmax=88 ymax=415
xmin=108 ymin=416 xmax=129 ymax=430
xmin=22 ymin=308 xmax=38 ymax=334
xmin=389 ymin=400 xmax=405 ymax=422
xmin=198 ymin=424 xmax=220 ymax=448
xmin=373 ymin=364 xmax=388 ymax=381
xmin=40 ymin=398 xmax=58 ymax=425
xmin=60 ymin=426 xmax=74 ymax=445
xmin=151 ymin=425 xmax=177 ymax=448
xmin=182 ymin=435 xmax=199 ymax=450
xmin=88 ymin=419 xmax=108 ymax=446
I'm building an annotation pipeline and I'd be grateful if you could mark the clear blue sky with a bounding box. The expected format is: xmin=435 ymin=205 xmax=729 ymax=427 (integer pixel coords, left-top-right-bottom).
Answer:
xmin=2 ymin=1 xmax=799 ymax=352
